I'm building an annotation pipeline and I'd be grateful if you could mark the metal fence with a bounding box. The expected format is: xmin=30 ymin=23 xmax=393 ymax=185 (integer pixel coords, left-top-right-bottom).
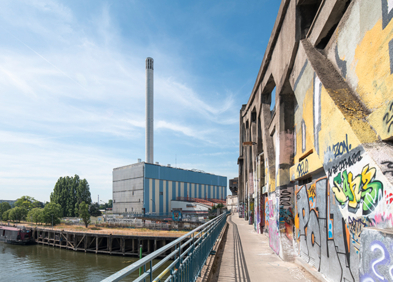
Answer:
xmin=101 ymin=212 xmax=228 ymax=282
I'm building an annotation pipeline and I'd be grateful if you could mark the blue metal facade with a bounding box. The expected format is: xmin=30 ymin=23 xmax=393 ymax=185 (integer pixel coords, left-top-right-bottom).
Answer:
xmin=143 ymin=164 xmax=227 ymax=214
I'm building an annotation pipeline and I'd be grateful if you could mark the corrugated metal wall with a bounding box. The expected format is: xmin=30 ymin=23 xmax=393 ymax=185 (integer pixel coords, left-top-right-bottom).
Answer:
xmin=112 ymin=163 xmax=144 ymax=213
xmin=113 ymin=163 xmax=227 ymax=214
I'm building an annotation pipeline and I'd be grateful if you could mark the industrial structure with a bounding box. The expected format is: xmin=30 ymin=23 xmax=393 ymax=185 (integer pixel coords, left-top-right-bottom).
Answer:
xmin=112 ymin=57 xmax=227 ymax=219
xmin=145 ymin=57 xmax=154 ymax=164
xmin=112 ymin=162 xmax=227 ymax=214
xmin=238 ymin=1 xmax=393 ymax=281
xmin=229 ymin=177 xmax=238 ymax=195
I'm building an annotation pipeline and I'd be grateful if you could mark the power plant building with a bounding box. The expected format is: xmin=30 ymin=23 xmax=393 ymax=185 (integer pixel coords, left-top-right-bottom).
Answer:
xmin=112 ymin=162 xmax=227 ymax=214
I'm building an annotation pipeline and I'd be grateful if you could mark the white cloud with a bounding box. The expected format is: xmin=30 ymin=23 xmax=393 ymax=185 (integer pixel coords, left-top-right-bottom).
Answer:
xmin=0 ymin=0 xmax=241 ymax=201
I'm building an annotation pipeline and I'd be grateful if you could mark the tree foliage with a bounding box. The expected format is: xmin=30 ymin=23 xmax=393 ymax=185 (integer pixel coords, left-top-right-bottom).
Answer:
xmin=50 ymin=175 xmax=91 ymax=217
xmin=27 ymin=208 xmax=43 ymax=225
xmin=15 ymin=196 xmax=42 ymax=211
xmin=2 ymin=210 xmax=10 ymax=221
xmin=99 ymin=199 xmax=112 ymax=210
xmin=79 ymin=201 xmax=90 ymax=228
xmin=0 ymin=202 xmax=11 ymax=220
xmin=42 ymin=202 xmax=62 ymax=225
xmin=89 ymin=203 xmax=102 ymax=217
xmin=8 ymin=207 xmax=27 ymax=222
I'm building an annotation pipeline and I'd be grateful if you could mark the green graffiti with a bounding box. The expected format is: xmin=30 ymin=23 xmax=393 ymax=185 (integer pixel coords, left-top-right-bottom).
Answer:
xmin=332 ymin=165 xmax=383 ymax=215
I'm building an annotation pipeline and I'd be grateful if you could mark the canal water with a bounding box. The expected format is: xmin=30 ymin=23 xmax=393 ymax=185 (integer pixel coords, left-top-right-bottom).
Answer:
xmin=0 ymin=242 xmax=170 ymax=281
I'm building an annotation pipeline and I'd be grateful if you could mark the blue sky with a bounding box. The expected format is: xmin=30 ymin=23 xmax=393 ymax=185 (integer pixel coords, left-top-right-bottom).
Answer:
xmin=0 ymin=0 xmax=281 ymax=203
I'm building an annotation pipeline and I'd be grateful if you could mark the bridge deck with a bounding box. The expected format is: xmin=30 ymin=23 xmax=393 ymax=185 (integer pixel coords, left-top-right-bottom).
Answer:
xmin=214 ymin=215 xmax=319 ymax=282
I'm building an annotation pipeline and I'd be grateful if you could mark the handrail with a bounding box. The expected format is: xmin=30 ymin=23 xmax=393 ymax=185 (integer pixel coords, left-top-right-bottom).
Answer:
xmin=101 ymin=212 xmax=228 ymax=282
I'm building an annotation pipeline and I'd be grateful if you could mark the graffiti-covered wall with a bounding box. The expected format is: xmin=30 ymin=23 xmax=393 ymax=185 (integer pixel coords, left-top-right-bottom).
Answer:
xmin=238 ymin=0 xmax=393 ymax=281
xmin=295 ymin=178 xmax=359 ymax=281
xmin=360 ymin=228 xmax=393 ymax=281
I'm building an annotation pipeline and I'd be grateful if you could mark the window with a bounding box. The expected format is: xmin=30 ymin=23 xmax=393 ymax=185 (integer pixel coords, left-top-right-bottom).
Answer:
xmin=125 ymin=208 xmax=127 ymax=212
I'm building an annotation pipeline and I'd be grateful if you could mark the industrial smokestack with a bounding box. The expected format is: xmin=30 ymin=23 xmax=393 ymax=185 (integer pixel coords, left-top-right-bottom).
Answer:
xmin=146 ymin=57 xmax=154 ymax=164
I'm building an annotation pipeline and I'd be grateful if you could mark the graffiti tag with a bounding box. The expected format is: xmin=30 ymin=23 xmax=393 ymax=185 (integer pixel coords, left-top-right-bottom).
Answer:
xmin=382 ymin=101 xmax=393 ymax=133
xmin=296 ymin=178 xmax=357 ymax=281
xmin=361 ymin=240 xmax=393 ymax=282
xmin=332 ymin=165 xmax=383 ymax=215
xmin=327 ymin=134 xmax=352 ymax=158
xmin=381 ymin=161 xmax=393 ymax=177
xmin=297 ymin=159 xmax=309 ymax=177
xmin=327 ymin=150 xmax=363 ymax=177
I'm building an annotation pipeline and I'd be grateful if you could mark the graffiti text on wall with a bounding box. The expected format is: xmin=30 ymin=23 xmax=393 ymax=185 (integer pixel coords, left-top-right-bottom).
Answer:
xmin=332 ymin=165 xmax=383 ymax=215
xmin=360 ymin=229 xmax=393 ymax=282
xmin=381 ymin=161 xmax=393 ymax=177
xmin=327 ymin=134 xmax=352 ymax=158
xmin=296 ymin=178 xmax=358 ymax=281
xmin=297 ymin=159 xmax=309 ymax=178
xmin=326 ymin=148 xmax=363 ymax=177
xmin=268 ymin=198 xmax=280 ymax=255
xmin=383 ymin=101 xmax=393 ymax=133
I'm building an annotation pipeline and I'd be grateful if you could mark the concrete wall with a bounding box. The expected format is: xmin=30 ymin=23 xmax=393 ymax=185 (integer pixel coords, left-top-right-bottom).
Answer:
xmin=238 ymin=0 xmax=393 ymax=281
xmin=360 ymin=228 xmax=393 ymax=281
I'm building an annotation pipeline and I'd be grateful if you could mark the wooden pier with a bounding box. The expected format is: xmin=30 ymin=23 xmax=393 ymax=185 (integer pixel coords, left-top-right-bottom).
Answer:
xmin=32 ymin=228 xmax=178 ymax=257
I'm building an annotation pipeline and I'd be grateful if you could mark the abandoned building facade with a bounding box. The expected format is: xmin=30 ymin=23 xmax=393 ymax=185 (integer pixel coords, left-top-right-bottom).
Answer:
xmin=238 ymin=0 xmax=393 ymax=281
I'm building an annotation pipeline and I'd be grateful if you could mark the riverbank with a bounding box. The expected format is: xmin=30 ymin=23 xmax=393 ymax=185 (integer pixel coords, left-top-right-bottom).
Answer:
xmin=1 ymin=221 xmax=187 ymax=237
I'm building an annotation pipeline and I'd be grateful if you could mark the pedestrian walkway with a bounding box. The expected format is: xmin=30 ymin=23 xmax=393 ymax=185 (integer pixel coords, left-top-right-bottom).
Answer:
xmin=213 ymin=214 xmax=319 ymax=282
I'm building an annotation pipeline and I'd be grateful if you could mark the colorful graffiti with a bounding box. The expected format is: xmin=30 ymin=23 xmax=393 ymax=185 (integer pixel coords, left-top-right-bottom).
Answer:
xmin=278 ymin=185 xmax=294 ymax=240
xmin=268 ymin=197 xmax=280 ymax=255
xmin=295 ymin=177 xmax=358 ymax=282
xmin=332 ymin=165 xmax=383 ymax=215
xmin=360 ymin=228 xmax=393 ymax=282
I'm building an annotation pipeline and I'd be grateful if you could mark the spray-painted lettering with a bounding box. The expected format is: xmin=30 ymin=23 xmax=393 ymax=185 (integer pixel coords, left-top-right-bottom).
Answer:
xmin=382 ymin=101 xmax=393 ymax=133
xmin=332 ymin=165 xmax=383 ymax=215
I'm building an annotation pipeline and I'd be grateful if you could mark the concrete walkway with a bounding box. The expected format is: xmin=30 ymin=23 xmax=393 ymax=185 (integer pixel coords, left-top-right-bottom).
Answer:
xmin=214 ymin=214 xmax=319 ymax=282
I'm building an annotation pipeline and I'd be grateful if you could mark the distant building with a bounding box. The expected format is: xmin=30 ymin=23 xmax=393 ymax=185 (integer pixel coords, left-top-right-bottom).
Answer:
xmin=112 ymin=162 xmax=227 ymax=214
xmin=0 ymin=200 xmax=16 ymax=207
xmin=229 ymin=178 xmax=238 ymax=195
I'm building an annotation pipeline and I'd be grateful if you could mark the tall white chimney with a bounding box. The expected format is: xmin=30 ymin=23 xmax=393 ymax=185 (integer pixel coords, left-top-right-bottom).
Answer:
xmin=146 ymin=57 xmax=154 ymax=163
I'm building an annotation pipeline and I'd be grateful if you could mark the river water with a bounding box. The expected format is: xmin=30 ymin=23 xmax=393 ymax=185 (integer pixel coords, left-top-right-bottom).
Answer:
xmin=0 ymin=242 xmax=169 ymax=281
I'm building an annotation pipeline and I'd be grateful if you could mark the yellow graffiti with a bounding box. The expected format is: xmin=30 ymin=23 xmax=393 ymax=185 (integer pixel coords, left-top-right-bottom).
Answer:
xmin=332 ymin=165 xmax=383 ymax=214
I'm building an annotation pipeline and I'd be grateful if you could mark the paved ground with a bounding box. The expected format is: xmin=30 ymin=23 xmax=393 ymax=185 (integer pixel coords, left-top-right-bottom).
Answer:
xmin=214 ymin=214 xmax=319 ymax=282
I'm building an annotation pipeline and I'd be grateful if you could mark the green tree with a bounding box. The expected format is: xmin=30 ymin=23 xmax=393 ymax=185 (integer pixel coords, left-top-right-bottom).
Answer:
xmin=15 ymin=196 xmax=41 ymax=212
xmin=2 ymin=210 xmax=10 ymax=221
xmin=50 ymin=175 xmax=91 ymax=217
xmin=42 ymin=202 xmax=62 ymax=225
xmin=79 ymin=201 xmax=91 ymax=228
xmin=0 ymin=202 xmax=11 ymax=220
xmin=89 ymin=203 xmax=102 ymax=217
xmin=75 ymin=178 xmax=92 ymax=215
xmin=27 ymin=208 xmax=43 ymax=225
xmin=108 ymin=199 xmax=113 ymax=208
xmin=8 ymin=207 xmax=27 ymax=222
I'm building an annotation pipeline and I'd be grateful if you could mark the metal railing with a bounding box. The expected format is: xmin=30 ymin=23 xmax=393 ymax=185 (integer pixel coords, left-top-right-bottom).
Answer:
xmin=101 ymin=212 xmax=228 ymax=282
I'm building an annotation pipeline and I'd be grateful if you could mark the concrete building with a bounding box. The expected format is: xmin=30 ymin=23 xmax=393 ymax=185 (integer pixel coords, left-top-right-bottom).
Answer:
xmin=238 ymin=1 xmax=393 ymax=281
xmin=113 ymin=162 xmax=227 ymax=214
xmin=229 ymin=177 xmax=238 ymax=195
